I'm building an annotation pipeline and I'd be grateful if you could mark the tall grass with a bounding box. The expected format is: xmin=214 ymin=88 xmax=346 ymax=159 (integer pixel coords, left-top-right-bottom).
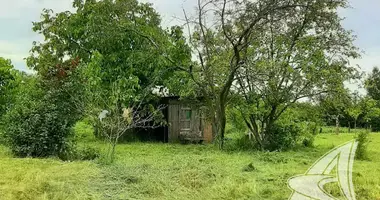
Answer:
xmin=320 ymin=126 xmax=369 ymax=134
xmin=0 ymin=133 xmax=379 ymax=199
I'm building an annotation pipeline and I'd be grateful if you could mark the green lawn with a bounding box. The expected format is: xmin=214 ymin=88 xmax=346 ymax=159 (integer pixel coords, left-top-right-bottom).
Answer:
xmin=0 ymin=133 xmax=379 ymax=200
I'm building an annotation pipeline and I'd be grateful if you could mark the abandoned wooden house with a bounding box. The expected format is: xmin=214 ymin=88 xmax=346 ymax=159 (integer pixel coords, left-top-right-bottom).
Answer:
xmin=160 ymin=97 xmax=213 ymax=143
xmin=122 ymin=86 xmax=213 ymax=143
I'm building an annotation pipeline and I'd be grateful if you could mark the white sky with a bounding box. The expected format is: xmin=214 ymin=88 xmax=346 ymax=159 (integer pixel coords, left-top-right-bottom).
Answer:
xmin=0 ymin=0 xmax=379 ymax=82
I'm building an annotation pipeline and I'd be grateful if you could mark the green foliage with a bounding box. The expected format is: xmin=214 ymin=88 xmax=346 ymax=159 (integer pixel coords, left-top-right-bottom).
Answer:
xmin=0 ymin=57 xmax=15 ymax=118
xmin=359 ymin=97 xmax=380 ymax=131
xmin=366 ymin=67 xmax=380 ymax=101
xmin=83 ymin=55 xmax=167 ymax=162
xmin=26 ymin=0 xmax=189 ymax=147
xmin=73 ymin=119 xmax=96 ymax=142
xmin=0 ymin=71 xmax=37 ymax=144
xmin=261 ymin=104 xmax=319 ymax=150
xmin=263 ymin=121 xmax=302 ymax=151
xmin=225 ymin=102 xmax=318 ymax=151
xmin=284 ymin=103 xmax=324 ymax=132
xmin=233 ymin=0 xmax=359 ymax=150
xmin=301 ymin=133 xmax=315 ymax=148
xmin=26 ymin=0 xmax=190 ymax=159
xmin=356 ymin=131 xmax=370 ymax=160
xmin=320 ymin=126 xmax=367 ymax=134
xmin=3 ymin=66 xmax=84 ymax=158
xmin=346 ymin=105 xmax=361 ymax=125
xmin=370 ymin=116 xmax=380 ymax=132
xmin=28 ymin=0 xmax=189 ymax=103
xmin=224 ymin=134 xmax=257 ymax=151
xmin=317 ymin=88 xmax=351 ymax=123
xmin=4 ymin=100 xmax=74 ymax=157
xmin=315 ymin=92 xmax=380 ymax=131
xmin=72 ymin=146 xmax=101 ymax=161
xmin=226 ymin=108 xmax=247 ymax=135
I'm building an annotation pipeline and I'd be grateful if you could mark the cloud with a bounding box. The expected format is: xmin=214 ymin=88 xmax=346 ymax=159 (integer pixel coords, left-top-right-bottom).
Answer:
xmin=0 ymin=40 xmax=29 ymax=70
xmin=0 ymin=0 xmax=379 ymax=86
xmin=142 ymin=0 xmax=196 ymax=28
xmin=0 ymin=0 xmax=74 ymax=71
xmin=341 ymin=0 xmax=380 ymax=49
xmin=351 ymin=48 xmax=380 ymax=74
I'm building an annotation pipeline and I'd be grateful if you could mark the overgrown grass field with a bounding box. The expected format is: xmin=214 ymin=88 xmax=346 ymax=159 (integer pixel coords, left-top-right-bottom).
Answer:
xmin=0 ymin=133 xmax=379 ymax=200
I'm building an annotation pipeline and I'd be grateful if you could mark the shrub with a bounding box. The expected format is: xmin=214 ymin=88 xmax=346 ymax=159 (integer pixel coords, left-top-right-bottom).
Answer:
xmin=226 ymin=108 xmax=247 ymax=134
xmin=258 ymin=106 xmax=319 ymax=151
xmin=3 ymin=69 xmax=84 ymax=158
xmin=299 ymin=122 xmax=317 ymax=147
xmin=77 ymin=146 xmax=100 ymax=160
xmin=224 ymin=134 xmax=257 ymax=151
xmin=264 ymin=122 xmax=301 ymax=151
xmin=356 ymin=131 xmax=370 ymax=160
xmin=59 ymin=145 xmax=100 ymax=161
xmin=225 ymin=120 xmax=316 ymax=151
xmin=0 ymin=123 xmax=6 ymax=144
xmin=370 ymin=116 xmax=380 ymax=132
xmin=306 ymin=122 xmax=319 ymax=135
xmin=74 ymin=119 xmax=96 ymax=142
xmin=4 ymin=99 xmax=75 ymax=157
xmin=301 ymin=134 xmax=315 ymax=147
xmin=263 ymin=121 xmax=316 ymax=151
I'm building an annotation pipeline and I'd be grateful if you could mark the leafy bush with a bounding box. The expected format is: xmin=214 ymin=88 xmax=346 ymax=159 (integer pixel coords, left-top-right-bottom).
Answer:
xmin=298 ymin=122 xmax=317 ymax=147
xmin=4 ymin=99 xmax=75 ymax=157
xmin=264 ymin=122 xmax=301 ymax=151
xmin=77 ymin=146 xmax=100 ymax=160
xmin=356 ymin=131 xmax=370 ymax=160
xmin=259 ymin=105 xmax=319 ymax=151
xmin=263 ymin=120 xmax=317 ymax=151
xmin=74 ymin=119 xmax=96 ymax=142
xmin=59 ymin=145 xmax=100 ymax=161
xmin=301 ymin=134 xmax=315 ymax=147
xmin=0 ymin=131 xmax=5 ymax=145
xmin=3 ymin=68 xmax=84 ymax=158
xmin=226 ymin=108 xmax=247 ymax=134
xmin=306 ymin=122 xmax=319 ymax=135
xmin=224 ymin=134 xmax=256 ymax=151
xmin=370 ymin=116 xmax=380 ymax=132
xmin=225 ymin=120 xmax=316 ymax=151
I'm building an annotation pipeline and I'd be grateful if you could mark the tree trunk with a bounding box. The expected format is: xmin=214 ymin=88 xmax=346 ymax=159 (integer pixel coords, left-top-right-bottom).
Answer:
xmin=107 ymin=135 xmax=119 ymax=163
xmin=261 ymin=106 xmax=277 ymax=149
xmin=348 ymin=121 xmax=351 ymax=133
xmin=354 ymin=119 xmax=357 ymax=129
xmin=216 ymin=105 xmax=227 ymax=149
xmin=243 ymin=115 xmax=263 ymax=150
xmin=110 ymin=141 xmax=116 ymax=162
xmin=335 ymin=117 xmax=340 ymax=135
xmin=263 ymin=118 xmax=276 ymax=149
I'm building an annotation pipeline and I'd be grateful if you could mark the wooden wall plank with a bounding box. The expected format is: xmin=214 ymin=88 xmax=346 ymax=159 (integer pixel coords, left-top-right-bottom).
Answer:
xmin=172 ymin=104 xmax=179 ymax=142
xmin=168 ymin=104 xmax=173 ymax=142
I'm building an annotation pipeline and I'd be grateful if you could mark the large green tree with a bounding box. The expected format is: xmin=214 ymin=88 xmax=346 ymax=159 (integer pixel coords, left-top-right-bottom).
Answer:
xmin=318 ymin=88 xmax=352 ymax=134
xmin=232 ymin=0 xmax=360 ymax=149
xmin=361 ymin=97 xmax=380 ymax=131
xmin=27 ymin=0 xmax=191 ymax=140
xmin=27 ymin=0 xmax=189 ymax=95
xmin=181 ymin=0 xmax=314 ymax=148
xmin=346 ymin=92 xmax=362 ymax=129
xmin=366 ymin=67 xmax=380 ymax=100
xmin=363 ymin=67 xmax=380 ymax=131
